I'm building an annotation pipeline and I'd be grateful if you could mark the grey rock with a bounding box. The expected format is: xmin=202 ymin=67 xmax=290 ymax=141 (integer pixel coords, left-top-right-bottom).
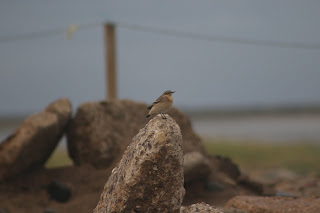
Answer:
xmin=275 ymin=191 xmax=296 ymax=198
xmin=180 ymin=203 xmax=223 ymax=213
xmin=67 ymin=99 xmax=205 ymax=169
xmin=0 ymin=98 xmax=72 ymax=181
xmin=43 ymin=208 xmax=56 ymax=213
xmin=205 ymin=181 xmax=225 ymax=192
xmin=93 ymin=115 xmax=185 ymax=213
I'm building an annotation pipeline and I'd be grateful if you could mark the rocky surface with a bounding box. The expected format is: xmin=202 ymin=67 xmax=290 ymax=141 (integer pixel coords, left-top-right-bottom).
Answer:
xmin=67 ymin=99 xmax=205 ymax=169
xmin=184 ymin=151 xmax=211 ymax=183
xmin=1 ymin=98 xmax=318 ymax=213
xmin=180 ymin=203 xmax=224 ymax=213
xmin=247 ymin=168 xmax=300 ymax=185
xmin=94 ymin=115 xmax=185 ymax=213
xmin=0 ymin=165 xmax=110 ymax=213
xmin=247 ymin=169 xmax=320 ymax=198
xmin=273 ymin=175 xmax=320 ymax=198
xmin=226 ymin=195 xmax=320 ymax=213
xmin=0 ymin=98 xmax=72 ymax=181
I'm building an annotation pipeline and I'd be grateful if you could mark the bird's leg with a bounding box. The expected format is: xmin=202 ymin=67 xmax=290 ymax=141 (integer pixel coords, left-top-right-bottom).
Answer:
xmin=161 ymin=113 xmax=167 ymax=120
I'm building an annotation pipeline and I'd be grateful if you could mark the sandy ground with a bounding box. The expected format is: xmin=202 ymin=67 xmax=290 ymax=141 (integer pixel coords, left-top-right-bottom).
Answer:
xmin=2 ymin=163 xmax=318 ymax=213
xmin=0 ymin=164 xmax=259 ymax=213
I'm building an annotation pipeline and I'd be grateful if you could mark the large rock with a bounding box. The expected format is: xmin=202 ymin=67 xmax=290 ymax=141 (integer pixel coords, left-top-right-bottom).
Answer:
xmin=180 ymin=203 xmax=224 ymax=213
xmin=184 ymin=151 xmax=211 ymax=183
xmin=210 ymin=155 xmax=241 ymax=181
xmin=226 ymin=195 xmax=320 ymax=213
xmin=93 ymin=115 xmax=185 ymax=213
xmin=0 ymin=98 xmax=72 ymax=181
xmin=67 ymin=99 xmax=205 ymax=168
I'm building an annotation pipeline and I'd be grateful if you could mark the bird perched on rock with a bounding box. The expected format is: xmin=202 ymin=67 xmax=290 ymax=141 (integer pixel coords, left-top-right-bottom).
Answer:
xmin=146 ymin=90 xmax=175 ymax=120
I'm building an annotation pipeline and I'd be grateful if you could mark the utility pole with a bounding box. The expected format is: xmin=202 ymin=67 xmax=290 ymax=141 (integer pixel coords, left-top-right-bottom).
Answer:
xmin=104 ymin=23 xmax=117 ymax=99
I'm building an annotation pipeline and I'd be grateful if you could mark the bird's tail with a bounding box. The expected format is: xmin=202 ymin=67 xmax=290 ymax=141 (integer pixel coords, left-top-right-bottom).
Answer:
xmin=146 ymin=114 xmax=150 ymax=118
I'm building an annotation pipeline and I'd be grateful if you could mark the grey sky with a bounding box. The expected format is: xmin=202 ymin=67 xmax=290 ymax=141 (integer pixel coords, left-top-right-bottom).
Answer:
xmin=1 ymin=1 xmax=320 ymax=115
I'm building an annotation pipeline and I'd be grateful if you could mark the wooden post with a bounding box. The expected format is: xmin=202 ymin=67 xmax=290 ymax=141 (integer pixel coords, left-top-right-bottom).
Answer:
xmin=104 ymin=23 xmax=117 ymax=99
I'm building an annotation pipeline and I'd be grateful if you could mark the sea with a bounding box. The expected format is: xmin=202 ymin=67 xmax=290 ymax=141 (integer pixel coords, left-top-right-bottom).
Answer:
xmin=1 ymin=114 xmax=320 ymax=145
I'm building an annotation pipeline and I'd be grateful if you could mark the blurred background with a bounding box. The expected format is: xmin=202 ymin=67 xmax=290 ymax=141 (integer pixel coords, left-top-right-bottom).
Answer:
xmin=1 ymin=1 xmax=320 ymax=174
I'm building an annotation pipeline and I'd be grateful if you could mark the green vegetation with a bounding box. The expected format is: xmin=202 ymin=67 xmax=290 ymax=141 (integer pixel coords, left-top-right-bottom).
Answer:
xmin=204 ymin=140 xmax=320 ymax=175
xmin=45 ymin=148 xmax=73 ymax=168
xmin=44 ymin=139 xmax=320 ymax=175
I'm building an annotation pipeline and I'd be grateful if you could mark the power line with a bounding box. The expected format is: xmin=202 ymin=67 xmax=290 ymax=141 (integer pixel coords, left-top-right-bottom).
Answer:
xmin=117 ymin=22 xmax=320 ymax=50
xmin=0 ymin=28 xmax=63 ymax=43
xmin=1 ymin=21 xmax=320 ymax=50
xmin=0 ymin=23 xmax=101 ymax=43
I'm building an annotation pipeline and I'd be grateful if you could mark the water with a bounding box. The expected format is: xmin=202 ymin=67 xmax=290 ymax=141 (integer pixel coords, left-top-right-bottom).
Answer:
xmin=191 ymin=114 xmax=320 ymax=143
xmin=1 ymin=114 xmax=320 ymax=144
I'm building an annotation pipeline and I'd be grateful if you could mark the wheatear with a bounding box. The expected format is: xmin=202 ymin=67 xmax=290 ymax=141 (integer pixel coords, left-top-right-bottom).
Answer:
xmin=146 ymin=90 xmax=175 ymax=120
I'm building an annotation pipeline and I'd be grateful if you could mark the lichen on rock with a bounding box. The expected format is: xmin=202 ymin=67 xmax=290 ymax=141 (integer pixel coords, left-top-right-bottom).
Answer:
xmin=94 ymin=115 xmax=185 ymax=213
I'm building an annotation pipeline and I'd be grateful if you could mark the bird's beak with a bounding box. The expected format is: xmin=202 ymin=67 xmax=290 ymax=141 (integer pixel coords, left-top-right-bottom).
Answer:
xmin=172 ymin=91 xmax=175 ymax=93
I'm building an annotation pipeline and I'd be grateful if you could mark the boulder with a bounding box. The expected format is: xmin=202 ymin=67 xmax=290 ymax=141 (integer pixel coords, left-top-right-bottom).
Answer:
xmin=184 ymin=151 xmax=211 ymax=183
xmin=273 ymin=175 xmax=320 ymax=198
xmin=180 ymin=202 xmax=223 ymax=213
xmin=67 ymin=99 xmax=205 ymax=168
xmin=0 ymin=98 xmax=72 ymax=181
xmin=225 ymin=195 xmax=320 ymax=213
xmin=210 ymin=155 xmax=241 ymax=181
xmin=93 ymin=115 xmax=185 ymax=213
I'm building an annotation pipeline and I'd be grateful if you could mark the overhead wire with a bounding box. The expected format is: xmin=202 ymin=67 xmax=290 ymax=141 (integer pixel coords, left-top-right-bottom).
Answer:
xmin=1 ymin=21 xmax=320 ymax=50
xmin=0 ymin=22 xmax=101 ymax=43
xmin=116 ymin=22 xmax=320 ymax=50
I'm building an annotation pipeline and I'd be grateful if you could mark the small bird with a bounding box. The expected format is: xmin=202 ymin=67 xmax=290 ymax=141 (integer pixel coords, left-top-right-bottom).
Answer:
xmin=146 ymin=90 xmax=175 ymax=120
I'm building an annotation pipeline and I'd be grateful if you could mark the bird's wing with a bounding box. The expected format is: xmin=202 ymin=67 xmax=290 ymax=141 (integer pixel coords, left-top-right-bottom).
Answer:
xmin=147 ymin=96 xmax=164 ymax=110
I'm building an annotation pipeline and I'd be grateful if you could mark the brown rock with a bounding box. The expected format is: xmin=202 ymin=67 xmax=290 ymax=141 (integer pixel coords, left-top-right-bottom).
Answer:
xmin=184 ymin=151 xmax=211 ymax=183
xmin=93 ymin=115 xmax=185 ymax=213
xmin=211 ymin=155 xmax=241 ymax=181
xmin=67 ymin=99 xmax=205 ymax=168
xmin=45 ymin=98 xmax=72 ymax=129
xmin=237 ymin=175 xmax=264 ymax=195
xmin=226 ymin=195 xmax=320 ymax=213
xmin=0 ymin=98 xmax=72 ymax=181
xmin=180 ymin=202 xmax=224 ymax=213
xmin=273 ymin=175 xmax=320 ymax=198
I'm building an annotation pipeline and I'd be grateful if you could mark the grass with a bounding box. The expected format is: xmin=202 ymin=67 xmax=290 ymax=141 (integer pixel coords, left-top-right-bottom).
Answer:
xmin=44 ymin=139 xmax=320 ymax=175
xmin=45 ymin=148 xmax=73 ymax=168
xmin=204 ymin=140 xmax=320 ymax=175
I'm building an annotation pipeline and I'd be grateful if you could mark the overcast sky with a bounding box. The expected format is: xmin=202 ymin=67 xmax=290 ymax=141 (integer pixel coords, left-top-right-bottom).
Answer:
xmin=1 ymin=1 xmax=320 ymax=115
